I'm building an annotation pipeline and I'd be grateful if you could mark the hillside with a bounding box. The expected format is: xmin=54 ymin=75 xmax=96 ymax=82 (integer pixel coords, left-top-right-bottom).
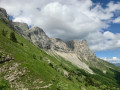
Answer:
xmin=0 ymin=8 xmax=120 ymax=90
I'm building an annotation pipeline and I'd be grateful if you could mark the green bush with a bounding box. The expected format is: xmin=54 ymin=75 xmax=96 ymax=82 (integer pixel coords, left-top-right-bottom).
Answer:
xmin=68 ymin=75 xmax=73 ymax=81
xmin=19 ymin=42 xmax=24 ymax=46
xmin=10 ymin=32 xmax=17 ymax=43
xmin=2 ymin=29 xmax=8 ymax=36
xmin=76 ymin=76 xmax=84 ymax=83
xmin=49 ymin=63 xmax=54 ymax=68
xmin=40 ymin=56 xmax=43 ymax=60
xmin=57 ymin=81 xmax=68 ymax=90
xmin=0 ymin=52 xmax=2 ymax=59
xmin=33 ymin=54 xmax=36 ymax=59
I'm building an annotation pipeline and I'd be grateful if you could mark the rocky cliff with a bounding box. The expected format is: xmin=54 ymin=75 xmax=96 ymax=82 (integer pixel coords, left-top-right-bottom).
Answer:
xmin=50 ymin=38 xmax=70 ymax=52
xmin=66 ymin=40 xmax=96 ymax=60
xmin=0 ymin=8 xmax=9 ymax=20
xmin=12 ymin=22 xmax=29 ymax=36
xmin=27 ymin=27 xmax=51 ymax=49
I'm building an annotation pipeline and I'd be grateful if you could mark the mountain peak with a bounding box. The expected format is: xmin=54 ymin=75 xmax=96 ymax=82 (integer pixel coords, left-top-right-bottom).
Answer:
xmin=31 ymin=26 xmax=42 ymax=30
xmin=81 ymin=40 xmax=87 ymax=44
xmin=13 ymin=22 xmax=29 ymax=31
xmin=0 ymin=8 xmax=8 ymax=17
xmin=29 ymin=26 xmax=45 ymax=34
xmin=28 ymin=26 xmax=51 ymax=49
xmin=0 ymin=8 xmax=9 ymax=21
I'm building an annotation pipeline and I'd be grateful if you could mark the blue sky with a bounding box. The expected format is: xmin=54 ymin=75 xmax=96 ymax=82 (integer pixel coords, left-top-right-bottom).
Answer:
xmin=91 ymin=0 xmax=120 ymax=60
xmin=96 ymin=49 xmax=120 ymax=58
xmin=92 ymin=0 xmax=119 ymax=4
xmin=1 ymin=0 xmax=120 ymax=63
xmin=108 ymin=23 xmax=120 ymax=33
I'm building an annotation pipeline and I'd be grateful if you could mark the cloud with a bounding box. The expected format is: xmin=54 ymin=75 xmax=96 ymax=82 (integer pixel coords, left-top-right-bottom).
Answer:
xmin=0 ymin=0 xmax=120 ymax=51
xmin=113 ymin=17 xmax=120 ymax=23
xmin=13 ymin=17 xmax=32 ymax=25
xmin=85 ymin=31 xmax=120 ymax=51
xmin=101 ymin=57 xmax=120 ymax=63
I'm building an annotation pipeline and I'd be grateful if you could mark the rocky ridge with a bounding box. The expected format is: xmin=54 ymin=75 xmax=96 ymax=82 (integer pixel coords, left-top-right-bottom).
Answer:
xmin=0 ymin=8 xmax=9 ymax=21
xmin=0 ymin=7 xmax=95 ymax=58
xmin=12 ymin=22 xmax=29 ymax=37
xmin=27 ymin=26 xmax=51 ymax=49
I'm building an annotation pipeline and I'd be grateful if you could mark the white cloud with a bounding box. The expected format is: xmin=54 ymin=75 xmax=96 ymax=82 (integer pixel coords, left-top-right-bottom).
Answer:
xmin=101 ymin=57 xmax=120 ymax=63
xmin=113 ymin=17 xmax=120 ymax=23
xmin=13 ymin=17 xmax=32 ymax=25
xmin=85 ymin=31 xmax=120 ymax=51
xmin=0 ymin=0 xmax=120 ymax=51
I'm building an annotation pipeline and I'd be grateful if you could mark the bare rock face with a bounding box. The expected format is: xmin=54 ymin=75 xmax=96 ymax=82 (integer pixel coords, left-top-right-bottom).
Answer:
xmin=27 ymin=27 xmax=51 ymax=49
xmin=0 ymin=8 xmax=28 ymax=37
xmin=13 ymin=22 xmax=29 ymax=32
xmin=66 ymin=40 xmax=79 ymax=50
xmin=12 ymin=22 xmax=29 ymax=36
xmin=0 ymin=8 xmax=11 ymax=26
xmin=50 ymin=39 xmax=96 ymax=60
xmin=50 ymin=38 xmax=70 ymax=52
xmin=66 ymin=40 xmax=96 ymax=60
xmin=0 ymin=8 xmax=9 ymax=20
xmin=78 ymin=40 xmax=96 ymax=59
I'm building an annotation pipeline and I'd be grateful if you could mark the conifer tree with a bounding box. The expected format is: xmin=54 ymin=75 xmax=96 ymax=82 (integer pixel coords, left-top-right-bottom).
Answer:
xmin=10 ymin=32 xmax=17 ymax=43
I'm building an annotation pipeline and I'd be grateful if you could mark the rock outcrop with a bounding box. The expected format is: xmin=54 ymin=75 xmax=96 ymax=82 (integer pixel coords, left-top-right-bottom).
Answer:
xmin=0 ymin=8 xmax=9 ymax=20
xmin=27 ymin=27 xmax=51 ymax=49
xmin=12 ymin=22 xmax=29 ymax=36
xmin=50 ymin=38 xmax=70 ymax=52
xmin=66 ymin=40 xmax=96 ymax=60
xmin=0 ymin=52 xmax=14 ymax=63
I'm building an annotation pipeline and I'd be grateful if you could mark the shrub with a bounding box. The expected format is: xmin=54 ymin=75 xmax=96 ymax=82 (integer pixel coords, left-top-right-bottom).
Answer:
xmin=40 ymin=56 xmax=43 ymax=60
xmin=68 ymin=75 xmax=73 ymax=81
xmin=57 ymin=81 xmax=68 ymax=90
xmin=10 ymin=32 xmax=17 ymax=43
xmin=19 ymin=42 xmax=24 ymax=46
xmin=49 ymin=63 xmax=54 ymax=68
xmin=2 ymin=29 xmax=7 ymax=36
xmin=33 ymin=54 xmax=36 ymax=59
xmin=76 ymin=76 xmax=84 ymax=83
xmin=0 ymin=52 xmax=2 ymax=59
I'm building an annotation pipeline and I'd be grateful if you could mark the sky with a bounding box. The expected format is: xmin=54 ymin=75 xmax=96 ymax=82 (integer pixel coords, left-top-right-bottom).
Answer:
xmin=0 ymin=0 xmax=120 ymax=63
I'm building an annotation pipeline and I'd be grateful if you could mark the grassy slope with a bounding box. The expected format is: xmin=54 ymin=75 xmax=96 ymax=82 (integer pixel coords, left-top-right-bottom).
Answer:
xmin=0 ymin=20 xmax=78 ymax=90
xmin=0 ymin=19 xmax=120 ymax=90
xmin=0 ymin=20 xmax=85 ymax=90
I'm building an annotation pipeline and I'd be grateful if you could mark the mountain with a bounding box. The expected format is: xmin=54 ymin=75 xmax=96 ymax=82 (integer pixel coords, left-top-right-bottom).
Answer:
xmin=0 ymin=7 xmax=120 ymax=90
xmin=10 ymin=21 xmax=97 ymax=74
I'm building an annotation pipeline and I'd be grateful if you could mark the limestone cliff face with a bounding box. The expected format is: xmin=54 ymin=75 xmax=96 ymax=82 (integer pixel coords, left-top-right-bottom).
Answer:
xmin=49 ymin=38 xmax=96 ymax=60
xmin=27 ymin=27 xmax=51 ymax=49
xmin=0 ymin=8 xmax=28 ymax=37
xmin=0 ymin=8 xmax=9 ymax=20
xmin=50 ymin=38 xmax=70 ymax=52
xmin=12 ymin=22 xmax=29 ymax=36
xmin=66 ymin=40 xmax=96 ymax=60
xmin=13 ymin=22 xmax=29 ymax=32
